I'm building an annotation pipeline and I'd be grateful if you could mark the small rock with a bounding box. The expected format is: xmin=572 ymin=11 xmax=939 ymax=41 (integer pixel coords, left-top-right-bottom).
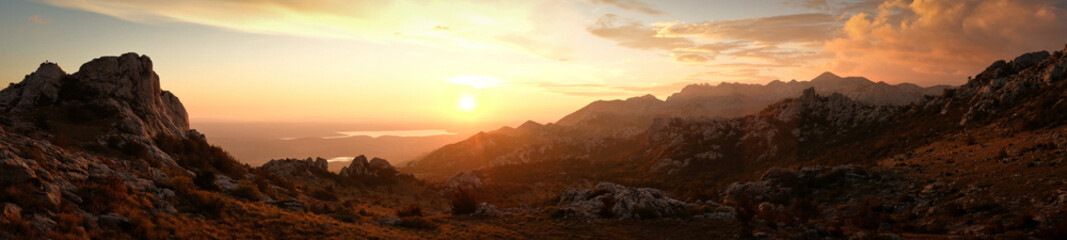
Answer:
xmin=0 ymin=159 xmax=37 ymax=183
xmin=97 ymin=213 xmax=131 ymax=228
xmin=1 ymin=203 xmax=22 ymax=220
xmin=377 ymin=217 xmax=401 ymax=226
xmin=446 ymin=171 xmax=484 ymax=190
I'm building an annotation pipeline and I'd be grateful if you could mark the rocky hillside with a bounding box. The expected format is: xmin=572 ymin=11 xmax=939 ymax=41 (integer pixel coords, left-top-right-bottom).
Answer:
xmin=555 ymin=71 xmax=949 ymax=137
xmin=453 ymin=47 xmax=1067 ymax=238
xmin=0 ymin=53 xmax=447 ymax=239
xmin=405 ymin=71 xmax=946 ymax=180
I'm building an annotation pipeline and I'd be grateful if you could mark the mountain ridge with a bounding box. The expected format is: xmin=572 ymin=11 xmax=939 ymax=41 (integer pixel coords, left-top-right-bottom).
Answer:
xmin=404 ymin=71 xmax=952 ymax=179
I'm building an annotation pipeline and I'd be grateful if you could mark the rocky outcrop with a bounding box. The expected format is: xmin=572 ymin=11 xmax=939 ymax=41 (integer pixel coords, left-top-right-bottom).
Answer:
xmin=955 ymin=49 xmax=1066 ymax=126
xmin=339 ymin=155 xmax=397 ymax=178
xmin=260 ymin=157 xmax=330 ymax=179
xmin=0 ymin=53 xmax=189 ymax=138
xmin=723 ymin=165 xmax=897 ymax=204
xmin=445 ymin=171 xmax=484 ymax=190
xmin=557 ymin=182 xmax=690 ymax=219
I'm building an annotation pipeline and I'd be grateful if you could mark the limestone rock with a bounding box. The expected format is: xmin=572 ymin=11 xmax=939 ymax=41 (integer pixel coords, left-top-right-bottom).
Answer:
xmin=557 ymin=182 xmax=688 ymax=219
xmin=0 ymin=53 xmax=189 ymax=138
xmin=339 ymin=155 xmax=397 ymax=178
xmin=0 ymin=159 xmax=37 ymax=184
xmin=445 ymin=171 xmax=484 ymax=190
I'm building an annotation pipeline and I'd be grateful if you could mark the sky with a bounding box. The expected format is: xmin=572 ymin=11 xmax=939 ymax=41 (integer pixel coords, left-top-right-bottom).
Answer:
xmin=1 ymin=0 xmax=1065 ymax=130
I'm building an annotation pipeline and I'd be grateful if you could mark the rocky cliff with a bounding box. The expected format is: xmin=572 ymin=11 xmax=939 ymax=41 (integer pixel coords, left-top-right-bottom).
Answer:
xmin=0 ymin=53 xmax=189 ymax=138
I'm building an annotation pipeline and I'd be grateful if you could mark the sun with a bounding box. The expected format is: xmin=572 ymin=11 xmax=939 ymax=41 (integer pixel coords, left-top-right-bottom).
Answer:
xmin=458 ymin=96 xmax=476 ymax=112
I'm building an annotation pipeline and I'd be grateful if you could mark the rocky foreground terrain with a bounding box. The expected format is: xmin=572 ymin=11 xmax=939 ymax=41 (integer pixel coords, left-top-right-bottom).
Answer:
xmin=0 ymin=46 xmax=1064 ymax=239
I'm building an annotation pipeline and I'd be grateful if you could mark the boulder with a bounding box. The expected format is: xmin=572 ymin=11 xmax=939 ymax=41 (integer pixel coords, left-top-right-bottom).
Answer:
xmin=445 ymin=171 xmax=484 ymax=190
xmin=339 ymin=155 xmax=397 ymax=178
xmin=473 ymin=202 xmax=508 ymax=217
xmin=0 ymin=63 xmax=65 ymax=111
xmin=0 ymin=159 xmax=37 ymax=184
xmin=1 ymin=203 xmax=21 ymax=221
xmin=0 ymin=53 xmax=189 ymax=138
xmin=557 ymin=182 xmax=688 ymax=219
xmin=97 ymin=213 xmax=131 ymax=228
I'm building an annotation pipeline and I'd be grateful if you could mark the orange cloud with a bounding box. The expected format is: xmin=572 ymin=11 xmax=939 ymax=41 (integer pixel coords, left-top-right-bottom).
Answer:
xmin=590 ymin=0 xmax=1067 ymax=85
xmin=587 ymin=14 xmax=694 ymax=51
xmin=584 ymin=0 xmax=663 ymax=15
xmin=657 ymin=13 xmax=842 ymax=44
xmin=28 ymin=15 xmax=54 ymax=24
xmin=823 ymin=0 xmax=1067 ymax=84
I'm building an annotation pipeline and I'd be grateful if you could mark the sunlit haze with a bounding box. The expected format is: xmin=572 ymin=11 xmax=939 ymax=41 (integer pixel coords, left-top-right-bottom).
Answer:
xmin=2 ymin=0 xmax=1066 ymax=130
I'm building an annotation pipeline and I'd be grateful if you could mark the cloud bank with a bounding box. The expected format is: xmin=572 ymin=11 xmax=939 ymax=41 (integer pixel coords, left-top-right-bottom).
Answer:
xmin=590 ymin=0 xmax=1067 ymax=85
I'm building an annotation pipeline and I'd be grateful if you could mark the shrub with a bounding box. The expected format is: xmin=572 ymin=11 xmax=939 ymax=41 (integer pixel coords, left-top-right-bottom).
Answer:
xmin=788 ymin=198 xmax=820 ymax=222
xmin=192 ymin=171 xmax=220 ymax=191
xmin=231 ymin=184 xmax=262 ymax=201
xmin=397 ymin=204 xmax=423 ymax=217
xmin=153 ymin=135 xmax=246 ymax=179
xmin=79 ymin=175 xmax=129 ymax=214
xmin=50 ymin=212 xmax=88 ymax=239
xmin=1035 ymin=220 xmax=1067 ymax=240
xmin=598 ymin=195 xmax=616 ymax=218
xmin=185 ymin=190 xmax=226 ymax=218
xmin=450 ymin=189 xmax=477 ymax=215
xmin=118 ymin=141 xmax=151 ymax=160
xmin=17 ymin=144 xmax=46 ymax=160
xmin=634 ymin=205 xmax=661 ymax=219
xmin=396 ymin=216 xmax=438 ymax=230
xmin=310 ymin=189 xmax=339 ymax=201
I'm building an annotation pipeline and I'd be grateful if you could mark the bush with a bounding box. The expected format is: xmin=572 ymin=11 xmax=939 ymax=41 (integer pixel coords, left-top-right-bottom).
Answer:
xmin=231 ymin=184 xmax=262 ymax=201
xmin=634 ymin=205 xmax=661 ymax=219
xmin=310 ymin=189 xmax=339 ymax=201
xmin=545 ymin=206 xmax=572 ymax=219
xmin=788 ymin=198 xmax=820 ymax=222
xmin=79 ymin=175 xmax=129 ymax=214
xmin=153 ymin=135 xmax=246 ymax=179
xmin=598 ymin=195 xmax=616 ymax=218
xmin=185 ymin=190 xmax=227 ymax=218
xmin=396 ymin=216 xmax=438 ymax=230
xmin=1035 ymin=220 xmax=1067 ymax=240
xmin=451 ymin=189 xmax=477 ymax=215
xmin=193 ymin=171 xmax=220 ymax=191
xmin=397 ymin=204 xmax=423 ymax=217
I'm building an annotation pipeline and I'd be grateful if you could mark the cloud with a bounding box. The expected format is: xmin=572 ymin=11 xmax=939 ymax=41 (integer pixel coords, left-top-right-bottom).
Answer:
xmin=590 ymin=0 xmax=1067 ymax=85
xmin=587 ymin=14 xmax=694 ymax=51
xmin=28 ymin=15 xmax=54 ymax=24
xmin=656 ymin=13 xmax=842 ymax=44
xmin=588 ymin=13 xmax=835 ymax=72
xmin=584 ymin=0 xmax=662 ymax=15
xmin=39 ymin=0 xmax=584 ymax=61
xmin=823 ymin=0 xmax=1067 ymax=84
xmin=527 ymin=80 xmax=700 ymax=97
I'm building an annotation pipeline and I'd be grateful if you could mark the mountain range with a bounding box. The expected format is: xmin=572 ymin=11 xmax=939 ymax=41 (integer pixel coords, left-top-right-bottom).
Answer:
xmin=404 ymin=71 xmax=951 ymax=180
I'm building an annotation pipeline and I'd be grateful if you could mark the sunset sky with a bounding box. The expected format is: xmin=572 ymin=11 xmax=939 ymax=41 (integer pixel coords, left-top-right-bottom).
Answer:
xmin=2 ymin=0 xmax=1065 ymax=130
